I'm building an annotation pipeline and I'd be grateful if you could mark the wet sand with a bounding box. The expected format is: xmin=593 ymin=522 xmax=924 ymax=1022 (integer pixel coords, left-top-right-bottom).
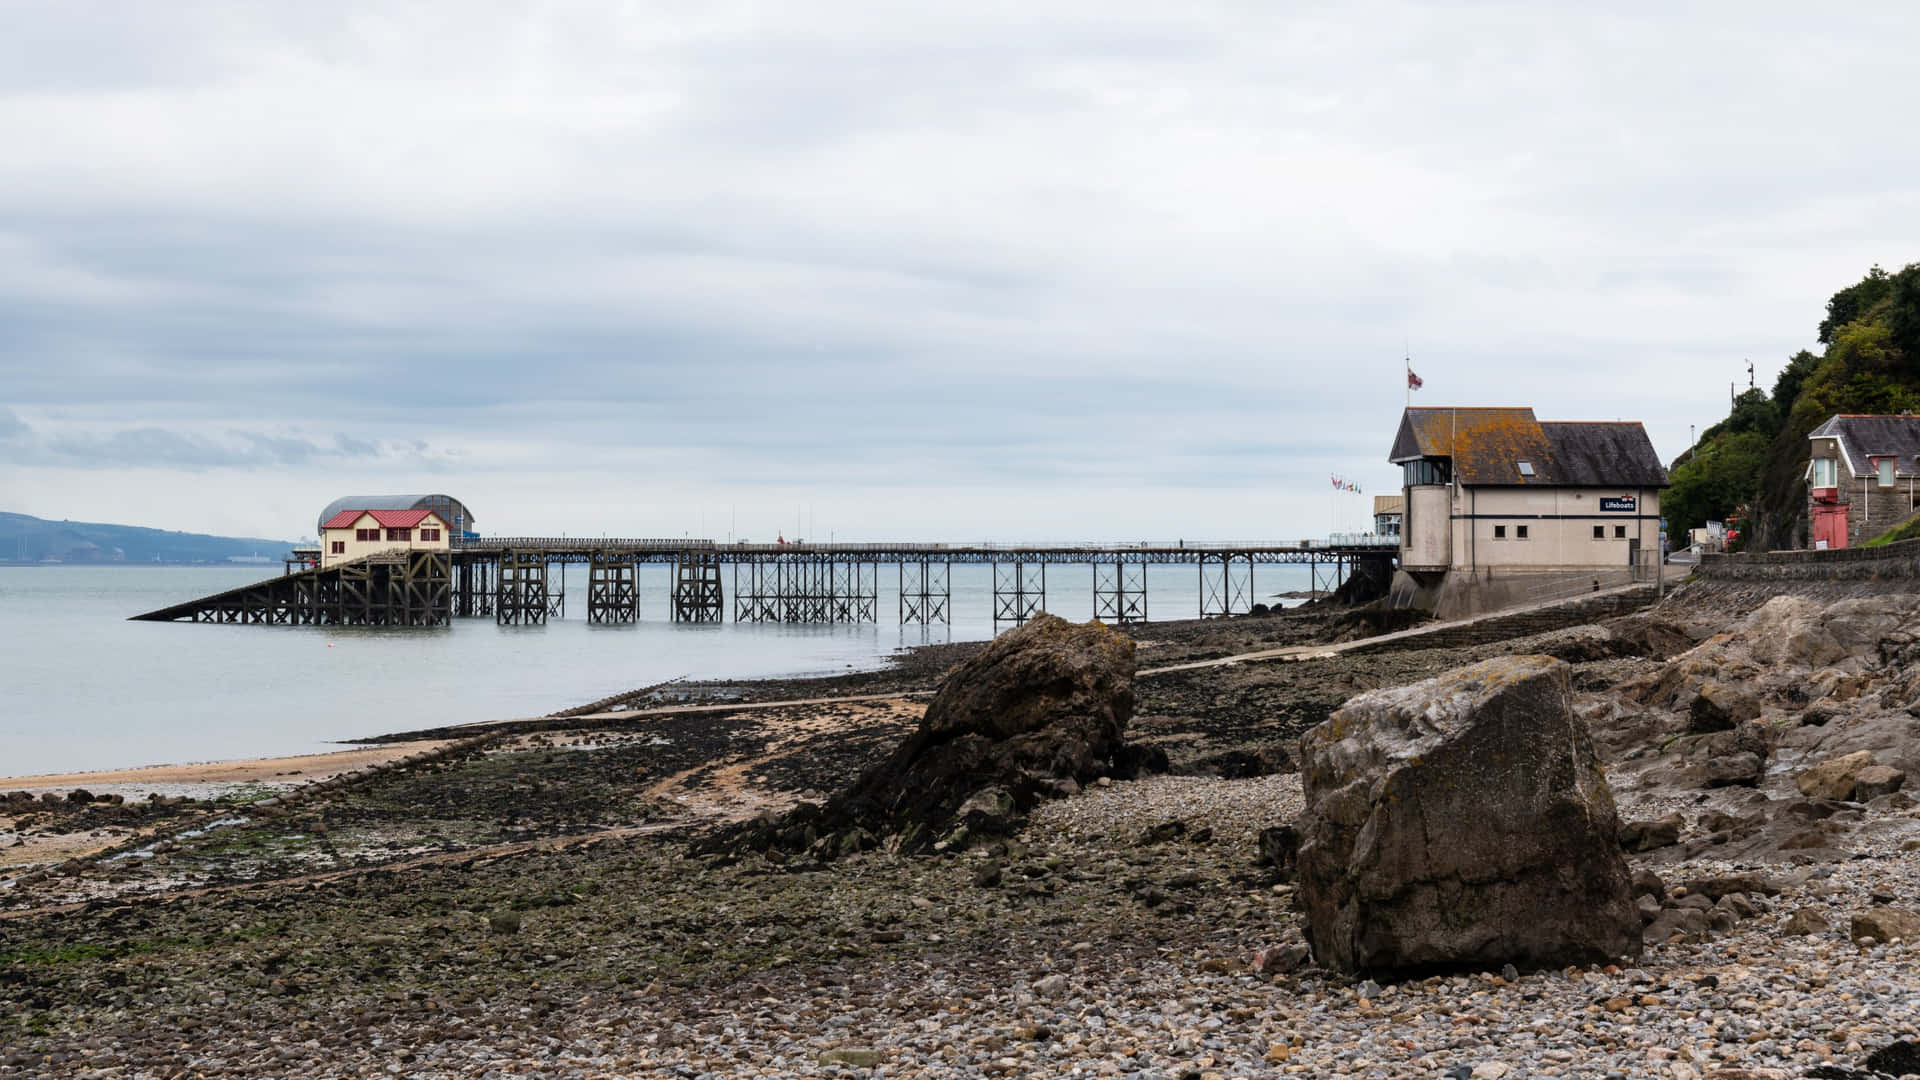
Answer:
xmin=0 ymin=741 xmax=457 ymax=800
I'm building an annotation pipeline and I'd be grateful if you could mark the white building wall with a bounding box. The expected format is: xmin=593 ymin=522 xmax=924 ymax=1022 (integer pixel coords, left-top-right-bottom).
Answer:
xmin=1447 ymin=486 xmax=1661 ymax=572
xmin=321 ymin=512 xmax=451 ymax=568
xmin=1401 ymin=485 xmax=1451 ymax=571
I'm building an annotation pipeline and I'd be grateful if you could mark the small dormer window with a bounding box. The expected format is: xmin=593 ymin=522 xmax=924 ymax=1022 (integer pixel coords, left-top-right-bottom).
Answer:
xmin=1517 ymin=461 xmax=1535 ymax=477
xmin=1879 ymin=458 xmax=1896 ymax=488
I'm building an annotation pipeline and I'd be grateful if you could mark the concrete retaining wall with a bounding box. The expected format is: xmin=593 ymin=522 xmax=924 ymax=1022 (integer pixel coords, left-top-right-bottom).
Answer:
xmin=1359 ymin=584 xmax=1659 ymax=654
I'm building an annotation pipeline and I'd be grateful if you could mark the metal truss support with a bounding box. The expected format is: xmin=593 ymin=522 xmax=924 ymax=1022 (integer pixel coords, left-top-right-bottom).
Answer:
xmin=830 ymin=561 xmax=879 ymax=622
xmin=1309 ymin=555 xmax=1347 ymax=600
xmin=587 ymin=552 xmax=639 ymax=624
xmin=547 ymin=563 xmax=566 ymax=618
xmin=672 ymin=554 xmax=724 ymax=623
xmin=899 ymin=560 xmax=951 ymax=625
xmin=498 ymin=551 xmax=550 ymax=625
xmin=992 ymin=561 xmax=1046 ymax=630
xmin=1093 ymin=561 xmax=1148 ymax=624
xmin=1198 ymin=553 xmax=1254 ymax=618
xmin=734 ymin=559 xmax=878 ymax=623
xmin=733 ymin=561 xmax=779 ymax=623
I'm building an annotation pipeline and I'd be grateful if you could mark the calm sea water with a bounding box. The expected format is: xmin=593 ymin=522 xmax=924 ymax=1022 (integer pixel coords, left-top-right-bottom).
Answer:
xmin=0 ymin=562 xmax=1316 ymax=776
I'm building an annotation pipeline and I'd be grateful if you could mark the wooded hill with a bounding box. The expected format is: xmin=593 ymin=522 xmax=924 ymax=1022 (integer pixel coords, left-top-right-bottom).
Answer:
xmin=0 ymin=511 xmax=295 ymax=565
xmin=1665 ymin=263 xmax=1920 ymax=550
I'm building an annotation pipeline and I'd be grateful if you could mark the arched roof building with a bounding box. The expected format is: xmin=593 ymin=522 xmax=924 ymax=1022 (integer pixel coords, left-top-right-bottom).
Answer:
xmin=316 ymin=494 xmax=477 ymax=537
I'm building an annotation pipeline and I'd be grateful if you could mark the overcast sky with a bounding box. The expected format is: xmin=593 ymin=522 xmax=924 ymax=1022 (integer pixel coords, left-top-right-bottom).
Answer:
xmin=2 ymin=2 xmax=1915 ymax=542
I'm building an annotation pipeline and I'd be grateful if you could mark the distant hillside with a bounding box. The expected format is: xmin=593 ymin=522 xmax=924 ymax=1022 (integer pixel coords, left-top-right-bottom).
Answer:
xmin=0 ymin=512 xmax=298 ymax=565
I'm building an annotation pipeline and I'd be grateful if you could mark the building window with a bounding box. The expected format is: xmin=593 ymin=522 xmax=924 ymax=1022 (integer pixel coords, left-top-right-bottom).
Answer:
xmin=1593 ymin=525 xmax=1605 ymax=539
xmin=355 ymin=528 xmax=377 ymax=542
xmin=420 ymin=528 xmax=441 ymax=542
xmin=1493 ymin=525 xmax=1506 ymax=539
xmin=1812 ymin=458 xmax=1837 ymax=487
xmin=1403 ymin=458 xmax=1451 ymax=486
xmin=387 ymin=528 xmax=411 ymax=542
xmin=1517 ymin=461 xmax=1535 ymax=477
xmin=1615 ymin=525 xmax=1627 ymax=539
xmin=330 ymin=541 xmax=345 ymax=555
xmin=1880 ymin=458 xmax=1896 ymax=487
xmin=1516 ymin=525 xmax=1529 ymax=539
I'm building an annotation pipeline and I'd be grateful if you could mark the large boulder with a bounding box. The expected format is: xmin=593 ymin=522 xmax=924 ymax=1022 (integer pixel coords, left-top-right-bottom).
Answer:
xmin=1796 ymin=750 xmax=1878 ymax=801
xmin=1687 ymin=682 xmax=1761 ymax=734
xmin=1297 ymin=655 xmax=1641 ymax=975
xmin=720 ymin=614 xmax=1151 ymax=857
xmin=1742 ymin=596 xmax=1848 ymax=668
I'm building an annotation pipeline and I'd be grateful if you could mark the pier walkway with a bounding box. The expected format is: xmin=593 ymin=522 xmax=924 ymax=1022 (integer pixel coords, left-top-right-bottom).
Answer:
xmin=133 ymin=537 xmax=1398 ymax=627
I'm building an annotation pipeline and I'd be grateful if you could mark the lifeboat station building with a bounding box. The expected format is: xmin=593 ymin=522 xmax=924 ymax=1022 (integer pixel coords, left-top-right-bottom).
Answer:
xmin=1388 ymin=407 xmax=1668 ymax=617
xmin=319 ymin=508 xmax=452 ymax=568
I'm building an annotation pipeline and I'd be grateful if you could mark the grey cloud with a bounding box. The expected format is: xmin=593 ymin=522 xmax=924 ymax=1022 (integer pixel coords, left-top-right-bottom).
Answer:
xmin=2 ymin=3 xmax=1913 ymax=534
xmin=8 ymin=423 xmax=432 ymax=471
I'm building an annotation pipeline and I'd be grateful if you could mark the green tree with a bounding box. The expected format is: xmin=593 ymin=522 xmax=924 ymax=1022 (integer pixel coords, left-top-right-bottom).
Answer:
xmin=1819 ymin=265 xmax=1892 ymax=345
xmin=1771 ymin=349 xmax=1820 ymax=410
xmin=1664 ymin=430 xmax=1769 ymax=539
xmin=1725 ymin=387 xmax=1780 ymax=438
xmin=1886 ymin=262 xmax=1920 ymax=361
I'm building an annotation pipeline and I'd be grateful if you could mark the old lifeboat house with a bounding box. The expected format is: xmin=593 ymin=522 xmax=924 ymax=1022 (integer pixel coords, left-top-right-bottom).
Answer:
xmin=1388 ymin=406 xmax=1669 ymax=618
xmin=319 ymin=508 xmax=451 ymax=568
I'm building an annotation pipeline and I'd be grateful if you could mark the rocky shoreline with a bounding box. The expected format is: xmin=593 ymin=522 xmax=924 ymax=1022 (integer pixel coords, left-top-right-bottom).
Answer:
xmin=5 ymin=589 xmax=1920 ymax=1079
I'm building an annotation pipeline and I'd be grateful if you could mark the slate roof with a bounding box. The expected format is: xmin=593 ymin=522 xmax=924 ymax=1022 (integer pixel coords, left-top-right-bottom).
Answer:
xmin=1539 ymin=422 xmax=1670 ymax=487
xmin=1389 ymin=408 xmax=1668 ymax=488
xmin=320 ymin=508 xmax=440 ymax=531
xmin=1807 ymin=414 xmax=1920 ymax=478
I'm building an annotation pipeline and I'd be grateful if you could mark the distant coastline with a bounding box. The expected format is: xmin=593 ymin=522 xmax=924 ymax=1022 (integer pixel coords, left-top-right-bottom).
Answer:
xmin=0 ymin=510 xmax=296 ymax=566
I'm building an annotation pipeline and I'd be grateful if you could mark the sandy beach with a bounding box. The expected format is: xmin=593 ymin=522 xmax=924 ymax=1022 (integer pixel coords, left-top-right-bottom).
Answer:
xmin=0 ymin=742 xmax=458 ymax=797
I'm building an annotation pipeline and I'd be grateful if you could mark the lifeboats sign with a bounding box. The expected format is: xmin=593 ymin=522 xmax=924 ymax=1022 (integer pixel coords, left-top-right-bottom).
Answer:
xmin=1600 ymin=496 xmax=1637 ymax=513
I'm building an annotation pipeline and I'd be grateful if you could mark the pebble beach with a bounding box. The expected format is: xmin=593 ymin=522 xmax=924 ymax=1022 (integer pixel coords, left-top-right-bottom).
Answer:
xmin=4 ymin=596 xmax=1920 ymax=1079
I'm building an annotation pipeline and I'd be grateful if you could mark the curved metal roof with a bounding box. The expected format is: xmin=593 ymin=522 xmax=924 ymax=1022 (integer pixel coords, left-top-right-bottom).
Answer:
xmin=316 ymin=494 xmax=475 ymax=535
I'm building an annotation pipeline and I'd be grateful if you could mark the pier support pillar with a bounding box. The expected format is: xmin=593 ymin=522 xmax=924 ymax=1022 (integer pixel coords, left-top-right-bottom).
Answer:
xmin=734 ymin=560 xmax=777 ymax=622
xmin=498 ymin=551 xmax=550 ymax=625
xmin=673 ymin=554 xmax=724 ymax=623
xmin=1199 ymin=553 xmax=1254 ymax=618
xmin=993 ymin=561 xmax=1045 ymax=630
xmin=588 ymin=553 xmax=639 ymax=624
xmin=899 ymin=560 xmax=951 ymax=625
xmin=831 ymin=561 xmax=878 ymax=622
xmin=1094 ymin=560 xmax=1148 ymax=624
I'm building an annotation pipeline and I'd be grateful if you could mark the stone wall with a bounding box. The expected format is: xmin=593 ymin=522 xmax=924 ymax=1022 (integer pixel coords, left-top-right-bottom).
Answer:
xmin=1697 ymin=539 xmax=1920 ymax=582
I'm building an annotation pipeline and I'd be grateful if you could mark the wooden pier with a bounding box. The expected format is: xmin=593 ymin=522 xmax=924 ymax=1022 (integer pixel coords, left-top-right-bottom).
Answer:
xmin=131 ymin=538 xmax=1396 ymax=627
xmin=130 ymin=551 xmax=451 ymax=626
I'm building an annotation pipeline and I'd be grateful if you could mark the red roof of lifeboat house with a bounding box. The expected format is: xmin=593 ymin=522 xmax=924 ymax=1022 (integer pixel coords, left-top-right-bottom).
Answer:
xmin=321 ymin=508 xmax=439 ymax=530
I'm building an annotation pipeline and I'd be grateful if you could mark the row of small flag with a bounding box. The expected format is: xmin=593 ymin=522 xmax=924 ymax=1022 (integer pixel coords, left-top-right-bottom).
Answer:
xmin=1331 ymin=475 xmax=1363 ymax=494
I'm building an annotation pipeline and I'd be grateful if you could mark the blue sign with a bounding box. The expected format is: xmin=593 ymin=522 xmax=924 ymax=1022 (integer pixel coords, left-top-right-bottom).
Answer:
xmin=1600 ymin=496 xmax=1637 ymax=513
